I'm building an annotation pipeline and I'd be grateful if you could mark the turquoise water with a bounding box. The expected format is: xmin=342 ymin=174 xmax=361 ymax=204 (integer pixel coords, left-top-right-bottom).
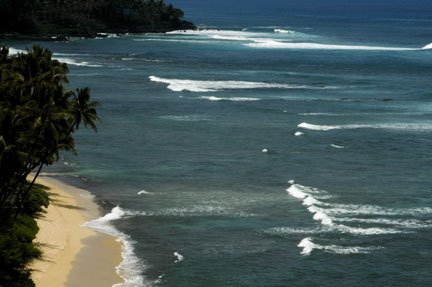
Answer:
xmin=7 ymin=1 xmax=432 ymax=286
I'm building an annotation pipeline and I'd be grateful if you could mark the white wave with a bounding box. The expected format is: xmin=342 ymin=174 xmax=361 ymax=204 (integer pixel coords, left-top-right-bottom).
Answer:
xmin=322 ymin=245 xmax=382 ymax=255
xmin=160 ymin=115 xmax=209 ymax=121
xmin=54 ymin=57 xmax=102 ymax=67
xmin=313 ymin=211 xmax=333 ymax=226
xmin=326 ymin=205 xmax=432 ymax=217
xmin=287 ymin=181 xmax=432 ymax=244
xmin=245 ymin=40 xmax=418 ymax=51
xmin=274 ymin=29 xmax=294 ymax=34
xmin=299 ymin=112 xmax=342 ymax=116
xmin=149 ymin=76 xmax=319 ymax=92
xmin=151 ymin=206 xmax=253 ymax=217
xmin=137 ymin=190 xmax=152 ymax=195
xmin=262 ymin=148 xmax=269 ymax=153
xmin=287 ymin=184 xmax=311 ymax=200
xmin=92 ymin=205 xmax=253 ymax=219
xmin=287 ymin=184 xmax=332 ymax=226
xmin=335 ymin=224 xmax=404 ymax=235
xmin=83 ymin=206 xmax=147 ymax=287
xmin=335 ymin=217 xmax=432 ymax=229
xmin=298 ymin=122 xmax=348 ymax=131
xmin=287 ymin=183 xmax=331 ymax=200
xmin=134 ymin=38 xmax=210 ymax=44
xmin=173 ymin=252 xmax=184 ymax=263
xmin=330 ymin=144 xmax=345 ymax=149
xmin=422 ymin=42 xmax=432 ymax=49
xmin=294 ymin=131 xmax=305 ymax=136
xmin=97 ymin=32 xmax=120 ymax=38
xmin=209 ymin=34 xmax=250 ymax=41
xmin=165 ymin=29 xmax=261 ymax=38
xmin=298 ymin=122 xmax=432 ymax=132
xmin=200 ymin=96 xmax=260 ymax=101
xmin=8 ymin=47 xmax=26 ymax=55
xmin=303 ymin=196 xmax=319 ymax=206
xmin=264 ymin=227 xmax=327 ymax=236
xmin=121 ymin=57 xmax=164 ymax=63
xmin=298 ymin=237 xmax=316 ymax=255
xmin=298 ymin=237 xmax=380 ymax=255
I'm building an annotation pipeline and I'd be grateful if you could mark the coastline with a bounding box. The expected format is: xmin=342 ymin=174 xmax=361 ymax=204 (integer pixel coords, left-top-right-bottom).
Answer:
xmin=30 ymin=176 xmax=124 ymax=287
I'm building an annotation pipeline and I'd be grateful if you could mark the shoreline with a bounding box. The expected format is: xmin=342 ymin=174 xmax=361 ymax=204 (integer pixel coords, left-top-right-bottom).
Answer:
xmin=30 ymin=176 xmax=124 ymax=287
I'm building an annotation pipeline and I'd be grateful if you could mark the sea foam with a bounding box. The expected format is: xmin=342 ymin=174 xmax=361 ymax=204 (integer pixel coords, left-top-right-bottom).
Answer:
xmin=286 ymin=181 xmax=432 ymax=251
xmin=274 ymin=29 xmax=294 ymax=34
xmin=298 ymin=237 xmax=381 ymax=255
xmin=200 ymin=96 xmax=261 ymax=102
xmin=174 ymin=252 xmax=184 ymax=263
xmin=298 ymin=122 xmax=432 ymax=132
xmin=330 ymin=144 xmax=345 ymax=149
xmin=422 ymin=42 xmax=432 ymax=49
xmin=149 ymin=76 xmax=322 ymax=92
xmin=8 ymin=47 xmax=26 ymax=55
xmin=244 ymin=40 xmax=419 ymax=51
xmin=83 ymin=206 xmax=147 ymax=287
xmin=8 ymin=48 xmax=100 ymax=67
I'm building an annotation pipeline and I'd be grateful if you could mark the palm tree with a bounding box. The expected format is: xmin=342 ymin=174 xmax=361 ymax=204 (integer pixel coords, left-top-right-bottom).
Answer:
xmin=69 ymin=87 xmax=100 ymax=133
xmin=0 ymin=45 xmax=98 ymax=219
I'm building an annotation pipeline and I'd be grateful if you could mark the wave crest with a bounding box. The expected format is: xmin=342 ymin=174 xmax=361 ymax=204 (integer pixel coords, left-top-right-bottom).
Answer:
xmin=149 ymin=76 xmax=328 ymax=92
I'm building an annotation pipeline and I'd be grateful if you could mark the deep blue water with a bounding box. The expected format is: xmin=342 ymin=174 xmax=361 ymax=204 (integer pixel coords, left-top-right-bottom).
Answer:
xmin=6 ymin=1 xmax=432 ymax=286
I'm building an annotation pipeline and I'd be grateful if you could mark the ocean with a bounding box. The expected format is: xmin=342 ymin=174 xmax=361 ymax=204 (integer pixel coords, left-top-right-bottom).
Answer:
xmin=6 ymin=0 xmax=432 ymax=286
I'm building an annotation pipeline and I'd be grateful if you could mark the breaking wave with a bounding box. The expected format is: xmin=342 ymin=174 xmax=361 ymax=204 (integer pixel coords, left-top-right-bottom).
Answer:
xmin=8 ymin=47 xmax=26 ymax=55
xmin=286 ymin=181 xmax=432 ymax=254
xmin=159 ymin=115 xmax=210 ymax=121
xmin=173 ymin=252 xmax=184 ymax=263
xmin=330 ymin=144 xmax=345 ymax=149
xmin=163 ymin=30 xmax=429 ymax=52
xmin=298 ymin=237 xmax=381 ymax=256
xmin=83 ymin=206 xmax=147 ymax=287
xmin=245 ymin=40 xmax=422 ymax=51
xmin=298 ymin=122 xmax=432 ymax=132
xmin=422 ymin=42 xmax=432 ymax=49
xmin=54 ymin=57 xmax=102 ymax=67
xmin=199 ymin=96 xmax=260 ymax=102
xmin=149 ymin=76 xmax=329 ymax=92
xmin=274 ymin=29 xmax=294 ymax=34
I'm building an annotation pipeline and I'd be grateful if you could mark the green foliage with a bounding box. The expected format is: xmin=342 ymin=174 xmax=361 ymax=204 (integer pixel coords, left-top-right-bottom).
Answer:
xmin=0 ymin=199 xmax=44 ymax=287
xmin=23 ymin=185 xmax=49 ymax=217
xmin=0 ymin=45 xmax=100 ymax=286
xmin=0 ymin=0 xmax=195 ymax=36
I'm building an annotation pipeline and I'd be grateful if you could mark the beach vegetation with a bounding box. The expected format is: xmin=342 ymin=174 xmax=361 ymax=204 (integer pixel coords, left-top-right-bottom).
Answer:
xmin=0 ymin=46 xmax=99 ymax=286
xmin=0 ymin=0 xmax=195 ymax=38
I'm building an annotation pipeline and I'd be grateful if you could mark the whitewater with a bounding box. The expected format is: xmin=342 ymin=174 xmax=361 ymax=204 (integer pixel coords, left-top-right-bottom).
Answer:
xmin=13 ymin=1 xmax=432 ymax=286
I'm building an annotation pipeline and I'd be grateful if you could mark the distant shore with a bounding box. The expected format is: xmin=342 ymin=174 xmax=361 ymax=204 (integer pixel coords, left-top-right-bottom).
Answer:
xmin=30 ymin=176 xmax=123 ymax=287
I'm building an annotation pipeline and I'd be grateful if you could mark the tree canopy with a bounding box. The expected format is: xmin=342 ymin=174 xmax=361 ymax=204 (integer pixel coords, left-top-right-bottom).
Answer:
xmin=0 ymin=45 xmax=99 ymax=221
xmin=0 ymin=46 xmax=100 ymax=286
xmin=0 ymin=0 xmax=195 ymax=37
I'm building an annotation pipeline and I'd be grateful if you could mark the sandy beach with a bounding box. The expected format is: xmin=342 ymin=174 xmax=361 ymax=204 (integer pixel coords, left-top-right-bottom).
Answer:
xmin=30 ymin=176 xmax=123 ymax=287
